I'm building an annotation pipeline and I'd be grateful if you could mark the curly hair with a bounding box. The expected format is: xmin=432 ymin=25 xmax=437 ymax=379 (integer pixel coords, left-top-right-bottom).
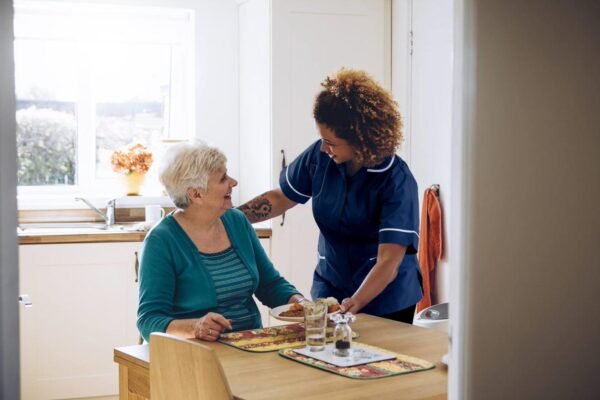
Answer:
xmin=313 ymin=68 xmax=403 ymax=167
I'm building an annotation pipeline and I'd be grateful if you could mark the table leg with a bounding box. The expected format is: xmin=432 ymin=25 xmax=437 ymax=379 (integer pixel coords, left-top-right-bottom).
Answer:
xmin=119 ymin=364 xmax=129 ymax=400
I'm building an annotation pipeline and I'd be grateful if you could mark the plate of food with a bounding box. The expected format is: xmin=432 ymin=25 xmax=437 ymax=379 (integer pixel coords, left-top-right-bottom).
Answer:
xmin=270 ymin=297 xmax=342 ymax=322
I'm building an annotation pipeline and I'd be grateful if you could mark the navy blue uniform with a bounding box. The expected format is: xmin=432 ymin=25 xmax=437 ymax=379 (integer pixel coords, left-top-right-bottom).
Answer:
xmin=280 ymin=140 xmax=423 ymax=315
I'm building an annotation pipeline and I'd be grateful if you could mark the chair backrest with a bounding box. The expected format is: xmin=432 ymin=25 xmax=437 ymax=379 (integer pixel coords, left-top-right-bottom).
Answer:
xmin=150 ymin=333 xmax=233 ymax=400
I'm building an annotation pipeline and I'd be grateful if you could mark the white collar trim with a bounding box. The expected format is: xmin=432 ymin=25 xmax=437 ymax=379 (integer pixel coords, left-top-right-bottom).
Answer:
xmin=367 ymin=157 xmax=395 ymax=173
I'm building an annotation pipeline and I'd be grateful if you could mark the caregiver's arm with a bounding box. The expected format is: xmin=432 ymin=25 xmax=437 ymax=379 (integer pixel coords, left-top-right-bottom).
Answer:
xmin=340 ymin=243 xmax=408 ymax=314
xmin=238 ymin=189 xmax=297 ymax=223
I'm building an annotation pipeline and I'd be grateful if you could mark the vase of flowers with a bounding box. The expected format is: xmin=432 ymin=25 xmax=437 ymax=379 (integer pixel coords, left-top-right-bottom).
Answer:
xmin=111 ymin=143 xmax=153 ymax=196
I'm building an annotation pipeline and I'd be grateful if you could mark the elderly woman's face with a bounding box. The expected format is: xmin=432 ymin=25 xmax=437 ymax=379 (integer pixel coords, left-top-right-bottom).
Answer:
xmin=203 ymin=167 xmax=238 ymax=211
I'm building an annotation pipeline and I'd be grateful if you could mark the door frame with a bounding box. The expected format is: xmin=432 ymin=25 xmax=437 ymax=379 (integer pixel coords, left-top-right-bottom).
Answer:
xmin=0 ymin=0 xmax=20 ymax=398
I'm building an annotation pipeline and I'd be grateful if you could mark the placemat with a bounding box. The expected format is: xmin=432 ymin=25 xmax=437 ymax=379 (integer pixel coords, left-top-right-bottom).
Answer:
xmin=278 ymin=342 xmax=435 ymax=379
xmin=218 ymin=323 xmax=358 ymax=352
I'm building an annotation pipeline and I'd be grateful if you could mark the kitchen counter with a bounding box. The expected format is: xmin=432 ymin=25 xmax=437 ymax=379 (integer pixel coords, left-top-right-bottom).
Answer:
xmin=18 ymin=206 xmax=273 ymax=245
xmin=18 ymin=224 xmax=272 ymax=245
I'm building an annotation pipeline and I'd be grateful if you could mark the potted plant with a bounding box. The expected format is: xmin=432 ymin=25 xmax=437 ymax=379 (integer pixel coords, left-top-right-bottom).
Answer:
xmin=111 ymin=143 xmax=153 ymax=195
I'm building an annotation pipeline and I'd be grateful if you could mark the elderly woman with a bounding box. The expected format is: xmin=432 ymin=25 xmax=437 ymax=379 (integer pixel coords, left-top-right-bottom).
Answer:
xmin=137 ymin=142 xmax=303 ymax=342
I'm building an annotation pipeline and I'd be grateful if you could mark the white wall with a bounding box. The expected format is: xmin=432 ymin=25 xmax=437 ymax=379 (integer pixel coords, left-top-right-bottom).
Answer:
xmin=238 ymin=0 xmax=271 ymax=204
xmin=192 ymin=0 xmax=240 ymax=204
xmin=391 ymin=0 xmax=411 ymax=163
xmin=392 ymin=0 xmax=454 ymax=304
xmin=455 ymin=0 xmax=600 ymax=398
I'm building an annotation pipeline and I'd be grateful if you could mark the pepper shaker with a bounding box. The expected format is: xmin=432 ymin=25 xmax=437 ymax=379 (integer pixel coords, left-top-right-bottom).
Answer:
xmin=330 ymin=313 xmax=356 ymax=357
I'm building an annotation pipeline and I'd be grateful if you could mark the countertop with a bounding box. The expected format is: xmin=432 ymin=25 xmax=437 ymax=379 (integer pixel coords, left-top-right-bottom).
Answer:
xmin=18 ymin=225 xmax=272 ymax=245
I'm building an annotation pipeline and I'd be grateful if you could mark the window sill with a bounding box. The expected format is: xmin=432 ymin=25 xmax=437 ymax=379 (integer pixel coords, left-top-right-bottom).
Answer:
xmin=17 ymin=194 xmax=175 ymax=225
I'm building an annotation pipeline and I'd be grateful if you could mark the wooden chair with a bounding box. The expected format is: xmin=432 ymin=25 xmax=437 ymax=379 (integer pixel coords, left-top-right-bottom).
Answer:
xmin=149 ymin=333 xmax=236 ymax=400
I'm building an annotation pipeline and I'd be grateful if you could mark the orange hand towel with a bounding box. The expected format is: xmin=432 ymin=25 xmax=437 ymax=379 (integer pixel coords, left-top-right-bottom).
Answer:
xmin=416 ymin=187 xmax=443 ymax=313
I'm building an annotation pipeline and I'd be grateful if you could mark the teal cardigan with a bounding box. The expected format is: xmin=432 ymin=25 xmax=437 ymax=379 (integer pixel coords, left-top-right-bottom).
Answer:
xmin=137 ymin=208 xmax=300 ymax=341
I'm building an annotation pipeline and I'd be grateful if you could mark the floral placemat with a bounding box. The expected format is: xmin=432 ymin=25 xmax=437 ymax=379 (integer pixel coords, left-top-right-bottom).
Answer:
xmin=218 ymin=323 xmax=358 ymax=352
xmin=278 ymin=342 xmax=435 ymax=379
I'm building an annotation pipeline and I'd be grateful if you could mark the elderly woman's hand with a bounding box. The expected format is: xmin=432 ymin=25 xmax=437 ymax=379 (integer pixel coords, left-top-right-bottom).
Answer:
xmin=288 ymin=294 xmax=306 ymax=304
xmin=193 ymin=312 xmax=232 ymax=341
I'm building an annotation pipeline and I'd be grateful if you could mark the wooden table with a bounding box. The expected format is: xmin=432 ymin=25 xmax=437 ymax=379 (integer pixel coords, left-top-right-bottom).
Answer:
xmin=114 ymin=314 xmax=448 ymax=400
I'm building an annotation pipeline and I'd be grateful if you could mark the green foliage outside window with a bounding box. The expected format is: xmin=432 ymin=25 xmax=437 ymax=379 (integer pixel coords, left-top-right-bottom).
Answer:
xmin=16 ymin=107 xmax=76 ymax=186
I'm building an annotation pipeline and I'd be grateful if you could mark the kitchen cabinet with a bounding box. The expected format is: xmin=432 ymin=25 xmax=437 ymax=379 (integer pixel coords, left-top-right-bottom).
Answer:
xmin=239 ymin=0 xmax=390 ymax=299
xmin=19 ymin=237 xmax=273 ymax=399
xmin=19 ymin=242 xmax=141 ymax=399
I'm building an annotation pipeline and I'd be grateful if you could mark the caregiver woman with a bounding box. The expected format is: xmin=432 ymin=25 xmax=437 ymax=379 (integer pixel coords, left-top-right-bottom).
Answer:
xmin=239 ymin=68 xmax=422 ymax=323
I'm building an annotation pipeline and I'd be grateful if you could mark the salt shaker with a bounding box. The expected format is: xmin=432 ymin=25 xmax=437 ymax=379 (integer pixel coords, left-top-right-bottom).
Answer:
xmin=330 ymin=313 xmax=356 ymax=357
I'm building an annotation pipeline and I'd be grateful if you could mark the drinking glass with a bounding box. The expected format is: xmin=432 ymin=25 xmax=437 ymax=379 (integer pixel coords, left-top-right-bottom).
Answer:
xmin=304 ymin=300 xmax=327 ymax=352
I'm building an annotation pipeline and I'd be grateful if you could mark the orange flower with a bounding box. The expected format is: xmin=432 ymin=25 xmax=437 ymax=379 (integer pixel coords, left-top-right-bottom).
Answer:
xmin=111 ymin=143 xmax=153 ymax=175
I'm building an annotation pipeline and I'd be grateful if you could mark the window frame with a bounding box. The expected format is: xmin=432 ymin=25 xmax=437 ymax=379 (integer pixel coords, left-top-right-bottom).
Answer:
xmin=14 ymin=1 xmax=195 ymax=208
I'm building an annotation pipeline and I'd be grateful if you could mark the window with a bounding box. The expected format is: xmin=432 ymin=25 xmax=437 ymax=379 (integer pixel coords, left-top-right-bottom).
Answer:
xmin=14 ymin=1 xmax=194 ymax=200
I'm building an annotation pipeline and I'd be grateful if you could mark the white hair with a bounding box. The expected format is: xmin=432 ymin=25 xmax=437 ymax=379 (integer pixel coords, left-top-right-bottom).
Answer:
xmin=158 ymin=141 xmax=227 ymax=208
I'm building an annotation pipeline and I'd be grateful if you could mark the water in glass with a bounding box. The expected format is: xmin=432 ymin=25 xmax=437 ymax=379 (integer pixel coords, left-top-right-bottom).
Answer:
xmin=304 ymin=300 xmax=327 ymax=352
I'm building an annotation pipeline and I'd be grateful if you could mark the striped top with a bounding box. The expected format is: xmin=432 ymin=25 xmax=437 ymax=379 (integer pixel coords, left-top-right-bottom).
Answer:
xmin=199 ymin=247 xmax=257 ymax=331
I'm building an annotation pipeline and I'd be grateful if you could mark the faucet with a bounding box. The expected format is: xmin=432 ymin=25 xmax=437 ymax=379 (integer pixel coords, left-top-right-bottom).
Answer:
xmin=75 ymin=197 xmax=116 ymax=226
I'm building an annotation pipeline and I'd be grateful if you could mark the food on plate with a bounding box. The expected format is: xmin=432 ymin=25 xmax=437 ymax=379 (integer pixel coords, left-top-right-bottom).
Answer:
xmin=322 ymin=297 xmax=341 ymax=313
xmin=279 ymin=302 xmax=304 ymax=317
xmin=277 ymin=298 xmax=340 ymax=318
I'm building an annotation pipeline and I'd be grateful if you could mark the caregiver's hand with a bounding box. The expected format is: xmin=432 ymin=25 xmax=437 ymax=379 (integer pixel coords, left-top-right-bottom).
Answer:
xmin=193 ymin=312 xmax=232 ymax=342
xmin=340 ymin=297 xmax=364 ymax=314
